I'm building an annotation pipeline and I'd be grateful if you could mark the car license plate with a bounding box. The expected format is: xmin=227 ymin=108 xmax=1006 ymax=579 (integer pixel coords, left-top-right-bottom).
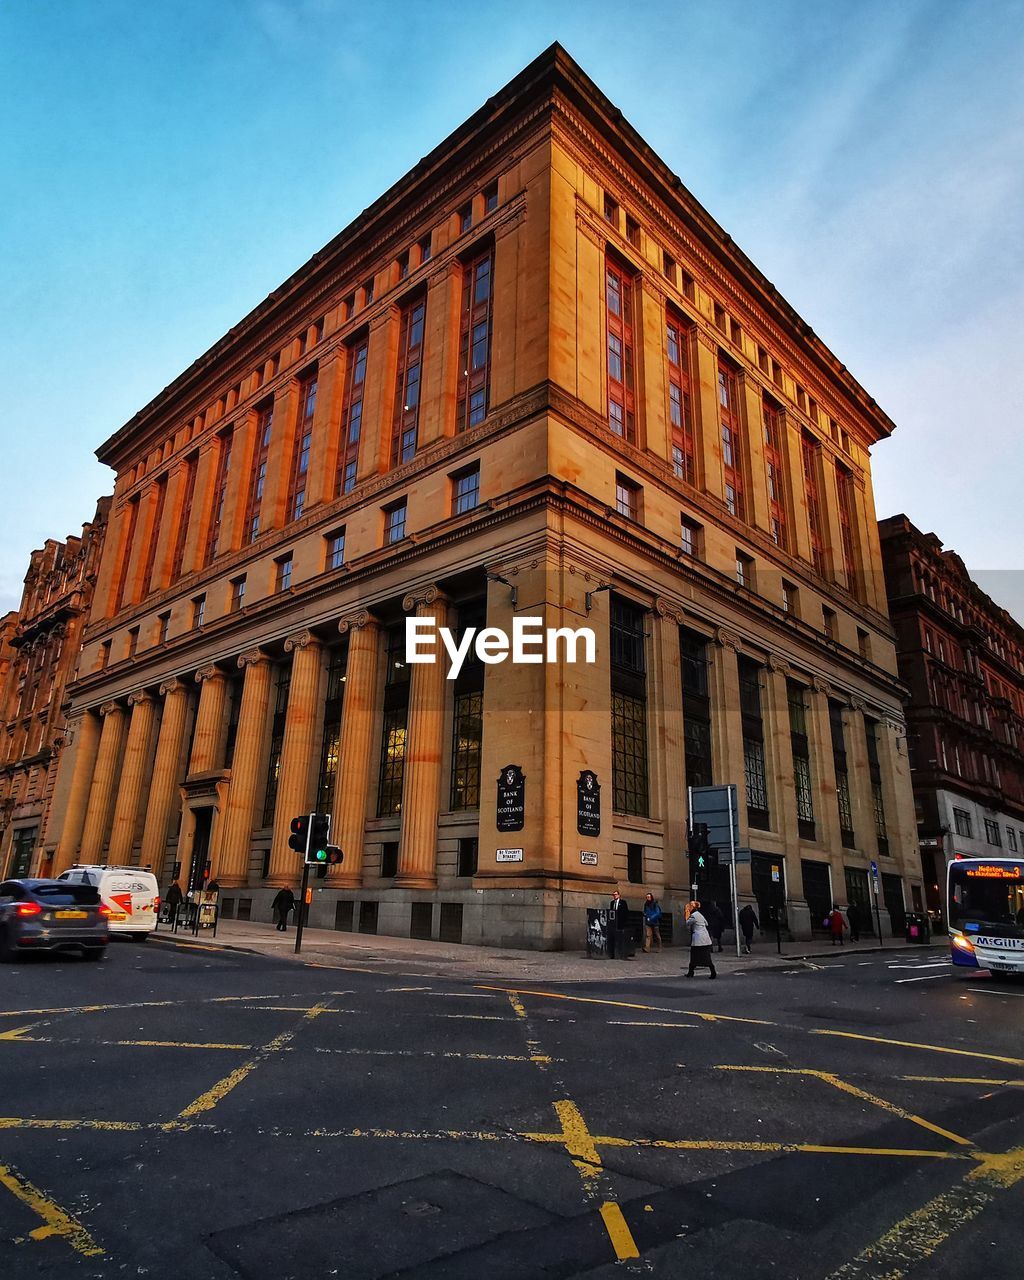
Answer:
xmin=989 ymin=962 xmax=1014 ymax=971
xmin=108 ymin=912 xmax=127 ymax=921
xmin=56 ymin=910 xmax=88 ymax=920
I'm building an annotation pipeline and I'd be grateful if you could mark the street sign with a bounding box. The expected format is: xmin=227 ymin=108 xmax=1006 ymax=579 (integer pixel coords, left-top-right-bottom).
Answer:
xmin=689 ymin=784 xmax=740 ymax=853
xmin=870 ymin=859 xmax=878 ymax=876
xmin=496 ymin=765 xmax=525 ymax=832
xmin=733 ymin=847 xmax=752 ymax=865
xmin=496 ymin=848 xmax=524 ymax=862
xmin=576 ymin=771 xmax=601 ymax=837
xmin=580 ymin=851 xmax=598 ymax=866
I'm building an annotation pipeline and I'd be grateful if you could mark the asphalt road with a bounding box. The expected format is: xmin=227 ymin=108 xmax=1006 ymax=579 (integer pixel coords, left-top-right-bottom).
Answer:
xmin=0 ymin=936 xmax=1022 ymax=1279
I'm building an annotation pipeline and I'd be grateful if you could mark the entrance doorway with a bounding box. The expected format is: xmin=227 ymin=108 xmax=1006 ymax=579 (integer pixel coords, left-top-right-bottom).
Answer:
xmin=801 ymin=859 xmax=832 ymax=933
xmin=751 ymin=852 xmax=787 ymax=932
xmin=882 ymin=873 xmax=906 ymax=934
xmin=844 ymin=865 xmax=875 ymax=936
xmin=188 ymin=809 xmax=213 ymax=893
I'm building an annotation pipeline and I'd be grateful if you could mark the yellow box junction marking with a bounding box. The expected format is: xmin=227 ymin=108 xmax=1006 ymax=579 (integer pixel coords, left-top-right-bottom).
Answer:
xmin=0 ymin=1160 xmax=104 ymax=1258
xmin=812 ymin=1029 xmax=1024 ymax=1068
xmin=481 ymin=984 xmax=774 ymax=1026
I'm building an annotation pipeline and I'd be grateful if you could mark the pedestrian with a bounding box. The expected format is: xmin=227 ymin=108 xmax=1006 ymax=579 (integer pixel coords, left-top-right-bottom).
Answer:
xmin=608 ymin=889 xmax=631 ymax=959
xmin=684 ymin=900 xmax=717 ymax=979
xmin=164 ymin=880 xmax=183 ymax=924
xmin=705 ymin=900 xmax=725 ymax=952
xmin=272 ymin=886 xmax=296 ymax=932
xmin=846 ymin=902 xmax=861 ymax=943
xmin=738 ymin=903 xmax=759 ymax=954
xmin=827 ymin=905 xmax=846 ymax=946
xmin=642 ymin=893 xmax=663 ymax=952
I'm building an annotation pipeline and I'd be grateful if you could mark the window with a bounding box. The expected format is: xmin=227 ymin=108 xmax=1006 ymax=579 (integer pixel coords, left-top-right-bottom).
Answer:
xmin=397 ymin=249 xmax=410 ymax=280
xmin=680 ymin=516 xmax=702 ymax=559
xmin=157 ymin=612 xmax=170 ymax=645
xmin=452 ymin=464 xmax=480 ymax=515
xmin=836 ymin=464 xmax=859 ymax=596
xmin=666 ymin=313 xmax=695 ymax=484
xmin=681 ymin=628 xmax=713 ymax=790
xmin=458 ymin=202 xmax=473 ymax=233
xmin=450 ymin=601 xmax=485 ymax=811
xmin=343 ymin=292 xmax=355 ymax=319
xmin=141 ymin=476 xmax=168 ymax=594
xmin=1008 ymin=827 xmax=1018 ymax=853
xmin=681 ymin=270 xmax=695 ymax=301
xmin=735 ymin=551 xmax=754 ymax=591
xmin=802 ymin=433 xmax=826 ymax=575
xmin=287 ymin=372 xmax=317 ymax=521
xmin=788 ymin=682 xmax=815 ymax=840
xmin=384 ymin=500 xmax=407 ymax=545
xmin=457 ymin=837 xmax=478 ymax=877
xmin=615 ymin=474 xmax=641 ymax=520
xmin=314 ymin=317 xmax=325 ymax=344
xmin=627 ymin=844 xmax=644 ymax=884
xmin=782 ymin=581 xmax=798 ymax=616
xmin=378 ymin=625 xmax=410 ymax=815
xmin=391 ymin=299 xmax=425 ymax=466
xmin=662 ymin=250 xmax=676 ymax=281
xmin=730 ymin=319 xmax=743 ymax=347
xmin=953 ymin=807 xmax=972 ymax=838
xmin=245 ymin=403 xmax=273 ymax=542
xmin=316 ymin=648 xmax=347 ymax=814
xmin=713 ymin=302 xmax=727 ymax=333
xmin=739 ymin=657 xmax=769 ymax=829
xmin=611 ymin=596 xmax=648 ymax=816
xmin=603 ymin=193 xmax=619 ymax=225
xmin=822 ymin=607 xmax=837 ymax=640
xmin=718 ymin=363 xmax=744 ymax=519
xmin=418 ymin=233 xmax=432 ymax=265
xmin=363 ymin=277 xmax=374 ymax=305
xmin=205 ymin=432 xmax=233 ymax=564
xmin=127 ymin=627 xmax=139 ymax=659
xmin=763 ymin=399 xmax=787 ymax=550
xmin=263 ymin=667 xmax=290 ymax=826
xmin=171 ymin=455 xmax=198 ymax=579
xmin=829 ymin=701 xmax=855 ymax=847
xmin=229 ymin=576 xmax=246 ymax=613
xmin=275 ymin=555 xmax=292 ymax=593
xmin=192 ymin=595 xmax=206 ymax=629
xmin=336 ymin=339 xmax=367 ymax=496
xmin=456 ymin=247 xmax=494 ymax=430
xmin=605 ymin=259 xmax=636 ymax=442
xmin=858 ymin=628 xmax=870 ymax=659
xmin=484 ymin=180 xmax=498 ymax=213
xmin=99 ymin=640 xmax=111 ymax=670
xmin=985 ymin=818 xmax=1001 ymax=847
xmin=865 ymin=719 xmax=889 ymax=855
xmin=325 ymin=528 xmax=346 ymax=571
xmin=625 ymin=214 xmax=641 ymax=247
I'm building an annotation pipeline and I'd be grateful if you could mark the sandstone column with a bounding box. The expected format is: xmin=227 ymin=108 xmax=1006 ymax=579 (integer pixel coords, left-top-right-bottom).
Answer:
xmin=808 ymin=677 xmax=842 ymax=859
xmin=396 ymin=589 xmax=448 ymax=889
xmin=139 ymin=678 xmax=190 ymax=876
xmin=107 ymin=690 xmax=157 ymax=864
xmin=266 ymin=632 xmax=323 ymax=886
xmin=78 ymin=701 xmax=128 ymax=862
xmin=216 ymin=650 xmax=273 ymax=888
xmin=329 ymin=611 xmax=381 ymax=886
xmin=189 ymin=665 xmax=228 ymax=775
xmin=52 ymin=710 xmax=102 ymax=874
xmin=709 ymin=628 xmax=746 ymax=811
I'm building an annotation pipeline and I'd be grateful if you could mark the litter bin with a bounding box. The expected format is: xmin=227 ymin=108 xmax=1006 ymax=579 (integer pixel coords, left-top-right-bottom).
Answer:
xmin=904 ymin=911 xmax=930 ymax=944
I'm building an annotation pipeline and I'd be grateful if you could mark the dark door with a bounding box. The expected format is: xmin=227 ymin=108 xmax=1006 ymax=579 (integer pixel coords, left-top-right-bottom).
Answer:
xmin=10 ymin=827 xmax=38 ymax=878
xmin=844 ymin=865 xmax=874 ymax=935
xmin=189 ymin=810 xmax=212 ymax=893
xmin=801 ymin=859 xmax=832 ymax=933
xmin=882 ymin=873 xmax=906 ymax=934
xmin=751 ymin=851 xmax=787 ymax=931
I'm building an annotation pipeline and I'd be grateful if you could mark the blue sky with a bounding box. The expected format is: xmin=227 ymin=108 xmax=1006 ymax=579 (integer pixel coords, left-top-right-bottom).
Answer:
xmin=1 ymin=0 xmax=1022 ymax=620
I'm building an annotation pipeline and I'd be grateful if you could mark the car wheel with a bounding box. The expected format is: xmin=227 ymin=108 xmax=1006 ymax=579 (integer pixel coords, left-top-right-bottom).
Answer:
xmin=82 ymin=948 xmax=106 ymax=963
xmin=131 ymin=932 xmax=149 ymax=944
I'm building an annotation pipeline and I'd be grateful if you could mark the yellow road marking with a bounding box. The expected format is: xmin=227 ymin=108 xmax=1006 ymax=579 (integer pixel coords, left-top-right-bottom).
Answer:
xmin=599 ymin=1201 xmax=640 ymax=1260
xmin=480 ymin=985 xmax=774 ymax=1026
xmin=506 ymin=991 xmax=550 ymax=1063
xmin=827 ymin=1144 xmax=1024 ymax=1278
xmin=715 ymin=1066 xmax=972 ymax=1147
xmin=554 ymin=1100 xmax=601 ymax=1182
xmin=177 ymin=999 xmax=332 ymax=1119
xmin=813 ymin=1029 xmax=1024 ymax=1068
xmin=0 ymin=994 xmax=281 ymax=1019
xmin=0 ymin=1024 xmax=38 ymax=1041
xmin=313 ymin=1047 xmax=560 ymax=1062
xmin=0 ymin=1160 xmax=104 ymax=1257
xmin=902 ymin=1074 xmax=1024 ymax=1088
xmin=5 ymin=1035 xmax=253 ymax=1051
xmin=609 ymin=1020 xmax=699 ymax=1028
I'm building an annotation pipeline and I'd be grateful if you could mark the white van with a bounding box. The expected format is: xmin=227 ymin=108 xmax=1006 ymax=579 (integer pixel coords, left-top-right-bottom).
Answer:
xmin=58 ymin=865 xmax=160 ymax=941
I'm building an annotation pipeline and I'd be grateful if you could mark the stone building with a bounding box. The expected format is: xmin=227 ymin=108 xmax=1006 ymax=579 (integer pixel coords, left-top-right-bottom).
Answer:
xmin=879 ymin=514 xmax=1024 ymax=920
xmin=0 ymin=498 xmax=110 ymax=878
xmin=53 ymin=46 xmax=920 ymax=945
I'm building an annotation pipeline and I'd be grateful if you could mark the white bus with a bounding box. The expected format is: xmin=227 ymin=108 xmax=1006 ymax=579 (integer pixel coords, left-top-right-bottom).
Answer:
xmin=947 ymin=857 xmax=1024 ymax=976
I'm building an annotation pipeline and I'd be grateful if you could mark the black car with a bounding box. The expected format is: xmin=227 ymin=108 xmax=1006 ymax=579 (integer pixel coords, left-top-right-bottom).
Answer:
xmin=0 ymin=879 xmax=110 ymax=961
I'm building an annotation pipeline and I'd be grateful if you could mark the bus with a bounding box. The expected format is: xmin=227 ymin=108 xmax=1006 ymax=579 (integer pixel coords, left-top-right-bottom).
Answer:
xmin=947 ymin=857 xmax=1024 ymax=976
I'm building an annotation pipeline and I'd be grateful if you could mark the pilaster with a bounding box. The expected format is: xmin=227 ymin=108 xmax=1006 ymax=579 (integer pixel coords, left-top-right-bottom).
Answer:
xmin=692 ymin=329 xmax=724 ymax=501
xmin=419 ymin=263 xmax=461 ymax=446
xmin=216 ymin=650 xmax=274 ymax=888
xmin=266 ymin=631 xmax=324 ymax=886
xmin=329 ymin=612 xmax=381 ymax=887
xmin=738 ymin=372 xmax=770 ymax=535
xmin=107 ymin=690 xmax=157 ymax=864
xmin=139 ymin=678 xmax=190 ymax=876
xmin=305 ymin=348 xmax=345 ymax=508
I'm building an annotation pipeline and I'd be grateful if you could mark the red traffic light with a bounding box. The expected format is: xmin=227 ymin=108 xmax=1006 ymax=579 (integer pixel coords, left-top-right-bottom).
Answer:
xmin=288 ymin=814 xmax=310 ymax=854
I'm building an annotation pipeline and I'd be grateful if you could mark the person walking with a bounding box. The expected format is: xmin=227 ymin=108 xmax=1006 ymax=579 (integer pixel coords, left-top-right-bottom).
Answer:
xmin=608 ymin=889 xmax=631 ymax=959
xmin=705 ymin=900 xmax=725 ymax=953
xmin=684 ymin=900 xmax=717 ymax=979
xmin=846 ymin=902 xmax=861 ymax=943
xmin=164 ymin=880 xmax=183 ymax=926
xmin=738 ymin=903 xmax=759 ymax=954
xmin=642 ymin=893 xmax=663 ymax=953
xmin=827 ymin=905 xmax=846 ymax=946
xmin=272 ymin=886 xmax=296 ymax=932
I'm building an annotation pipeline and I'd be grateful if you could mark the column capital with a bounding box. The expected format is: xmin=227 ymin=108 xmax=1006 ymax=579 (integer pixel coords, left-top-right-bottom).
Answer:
xmin=338 ymin=610 xmax=379 ymax=636
xmin=574 ymin=208 xmax=605 ymax=249
xmin=767 ymin=653 xmax=791 ymax=675
xmin=402 ymin=585 xmax=447 ymax=613
xmin=369 ymin=304 xmax=401 ymax=333
xmin=714 ymin=625 xmax=741 ymax=652
xmin=491 ymin=192 xmax=527 ymax=240
xmin=127 ymin=689 xmax=153 ymax=708
xmin=159 ymin=676 xmax=188 ymax=697
xmin=812 ymin=675 xmax=833 ymax=697
xmin=238 ymin=647 xmax=271 ymax=670
xmin=99 ymin=700 xmax=123 ymax=718
xmin=694 ymin=327 xmax=719 ymax=355
xmin=284 ymin=629 xmax=322 ymax=654
xmin=849 ymin=695 xmax=866 ymax=712
xmin=195 ymin=663 xmax=226 ymax=685
xmin=654 ymin=596 xmax=685 ymax=625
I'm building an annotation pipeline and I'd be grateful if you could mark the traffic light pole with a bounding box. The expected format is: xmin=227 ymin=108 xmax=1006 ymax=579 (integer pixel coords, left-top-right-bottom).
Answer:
xmin=294 ymin=860 xmax=311 ymax=955
xmin=727 ymin=786 xmax=741 ymax=958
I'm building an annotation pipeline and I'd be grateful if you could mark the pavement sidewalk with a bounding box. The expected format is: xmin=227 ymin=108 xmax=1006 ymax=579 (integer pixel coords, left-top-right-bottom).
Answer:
xmin=150 ymin=917 xmax=946 ymax=983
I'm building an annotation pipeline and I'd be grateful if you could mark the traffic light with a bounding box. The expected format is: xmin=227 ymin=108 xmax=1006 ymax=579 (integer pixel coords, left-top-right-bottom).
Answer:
xmin=324 ymin=845 xmax=344 ymax=866
xmin=288 ymin=814 xmax=311 ymax=857
xmin=687 ymin=823 xmax=715 ymax=884
xmin=306 ymin=812 xmax=332 ymax=866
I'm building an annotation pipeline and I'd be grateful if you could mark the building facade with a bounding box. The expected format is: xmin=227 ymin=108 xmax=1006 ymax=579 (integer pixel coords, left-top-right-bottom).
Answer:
xmin=0 ymin=499 xmax=110 ymax=879
xmin=879 ymin=514 xmax=1024 ymax=920
xmin=53 ymin=47 xmax=920 ymax=946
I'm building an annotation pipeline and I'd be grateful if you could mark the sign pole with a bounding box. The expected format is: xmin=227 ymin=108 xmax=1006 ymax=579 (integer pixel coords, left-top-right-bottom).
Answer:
xmin=728 ymin=784 xmax=741 ymax=958
xmin=687 ymin=785 xmax=697 ymax=898
xmin=871 ymin=859 xmax=883 ymax=948
xmin=294 ymin=861 xmax=310 ymax=955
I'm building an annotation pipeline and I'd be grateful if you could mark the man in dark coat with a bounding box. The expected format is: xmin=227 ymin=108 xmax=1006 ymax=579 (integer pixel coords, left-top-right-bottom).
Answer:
xmin=704 ymin=901 xmax=726 ymax=952
xmin=608 ymin=889 xmax=630 ymax=959
xmin=164 ymin=881 xmax=183 ymax=924
xmin=846 ymin=902 xmax=861 ymax=943
xmin=272 ymin=887 xmax=296 ymax=932
xmin=738 ymin=903 xmax=759 ymax=954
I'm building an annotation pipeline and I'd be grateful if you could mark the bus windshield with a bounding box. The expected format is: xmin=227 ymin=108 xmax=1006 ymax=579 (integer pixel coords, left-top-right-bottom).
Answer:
xmin=948 ymin=861 xmax=1024 ymax=936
